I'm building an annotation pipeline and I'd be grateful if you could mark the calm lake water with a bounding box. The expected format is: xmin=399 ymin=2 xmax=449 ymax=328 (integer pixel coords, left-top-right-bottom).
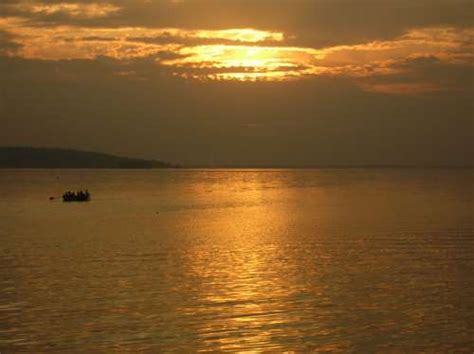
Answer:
xmin=0 ymin=169 xmax=473 ymax=352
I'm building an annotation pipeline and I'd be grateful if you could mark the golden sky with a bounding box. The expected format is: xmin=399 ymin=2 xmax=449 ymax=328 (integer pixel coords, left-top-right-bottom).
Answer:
xmin=1 ymin=2 xmax=473 ymax=93
xmin=0 ymin=0 xmax=472 ymax=165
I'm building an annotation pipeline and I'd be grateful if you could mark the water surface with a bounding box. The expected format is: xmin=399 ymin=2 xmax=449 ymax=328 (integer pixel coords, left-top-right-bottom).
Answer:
xmin=0 ymin=169 xmax=473 ymax=351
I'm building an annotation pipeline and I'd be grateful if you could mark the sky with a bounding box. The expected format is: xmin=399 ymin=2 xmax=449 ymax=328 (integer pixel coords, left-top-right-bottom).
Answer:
xmin=0 ymin=0 xmax=472 ymax=166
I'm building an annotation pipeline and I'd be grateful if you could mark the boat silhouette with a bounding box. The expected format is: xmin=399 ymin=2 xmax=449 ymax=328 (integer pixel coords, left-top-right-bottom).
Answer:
xmin=63 ymin=190 xmax=90 ymax=202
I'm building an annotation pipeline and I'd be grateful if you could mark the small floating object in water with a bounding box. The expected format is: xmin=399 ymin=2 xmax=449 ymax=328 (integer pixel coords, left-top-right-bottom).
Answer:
xmin=49 ymin=197 xmax=55 ymax=200
xmin=63 ymin=190 xmax=90 ymax=202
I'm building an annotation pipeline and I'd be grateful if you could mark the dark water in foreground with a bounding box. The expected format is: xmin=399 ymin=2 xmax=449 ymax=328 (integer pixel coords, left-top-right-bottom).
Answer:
xmin=0 ymin=169 xmax=473 ymax=352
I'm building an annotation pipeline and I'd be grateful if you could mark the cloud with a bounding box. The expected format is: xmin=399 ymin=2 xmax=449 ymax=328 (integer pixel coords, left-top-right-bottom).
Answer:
xmin=359 ymin=82 xmax=445 ymax=95
xmin=0 ymin=17 xmax=285 ymax=59
xmin=4 ymin=1 xmax=121 ymax=19
xmin=0 ymin=29 xmax=20 ymax=55
xmin=359 ymin=53 xmax=474 ymax=95
xmin=2 ymin=1 xmax=471 ymax=41
xmin=156 ymin=26 xmax=473 ymax=90
xmin=0 ymin=1 xmax=472 ymax=94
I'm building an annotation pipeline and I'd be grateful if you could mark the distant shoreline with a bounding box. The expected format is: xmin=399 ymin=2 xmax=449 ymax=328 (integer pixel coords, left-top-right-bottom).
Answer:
xmin=0 ymin=147 xmax=177 ymax=169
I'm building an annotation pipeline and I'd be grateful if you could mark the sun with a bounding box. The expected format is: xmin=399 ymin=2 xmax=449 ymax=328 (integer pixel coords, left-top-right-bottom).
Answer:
xmin=161 ymin=44 xmax=320 ymax=81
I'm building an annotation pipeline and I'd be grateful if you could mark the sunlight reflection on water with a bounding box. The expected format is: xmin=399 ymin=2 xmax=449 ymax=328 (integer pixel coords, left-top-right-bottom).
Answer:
xmin=0 ymin=169 xmax=473 ymax=351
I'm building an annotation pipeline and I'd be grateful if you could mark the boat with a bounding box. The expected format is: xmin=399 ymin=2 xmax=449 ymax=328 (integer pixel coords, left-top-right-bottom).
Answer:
xmin=63 ymin=190 xmax=90 ymax=202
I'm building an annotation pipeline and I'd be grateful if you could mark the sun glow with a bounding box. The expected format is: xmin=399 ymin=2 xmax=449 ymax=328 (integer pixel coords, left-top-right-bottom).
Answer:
xmin=161 ymin=45 xmax=322 ymax=81
xmin=194 ymin=28 xmax=284 ymax=43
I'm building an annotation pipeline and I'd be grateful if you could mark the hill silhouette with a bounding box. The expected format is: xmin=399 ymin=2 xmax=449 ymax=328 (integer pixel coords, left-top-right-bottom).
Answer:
xmin=0 ymin=147 xmax=174 ymax=168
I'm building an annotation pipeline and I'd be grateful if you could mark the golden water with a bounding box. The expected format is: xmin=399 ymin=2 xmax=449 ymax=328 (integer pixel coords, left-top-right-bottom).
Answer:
xmin=1 ymin=169 xmax=473 ymax=351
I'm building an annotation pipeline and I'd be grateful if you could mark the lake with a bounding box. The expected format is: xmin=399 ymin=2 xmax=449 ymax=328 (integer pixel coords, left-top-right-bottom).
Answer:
xmin=0 ymin=169 xmax=473 ymax=351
